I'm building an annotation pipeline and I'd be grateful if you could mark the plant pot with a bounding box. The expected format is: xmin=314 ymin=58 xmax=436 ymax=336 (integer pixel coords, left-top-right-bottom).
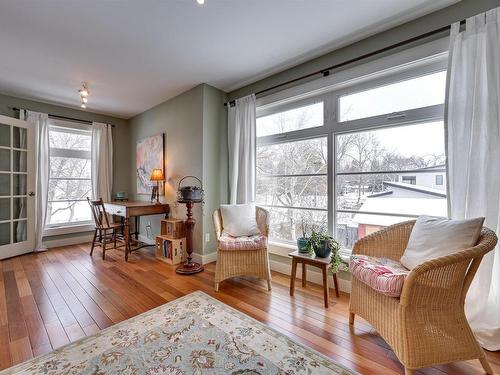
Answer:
xmin=296 ymin=238 xmax=310 ymax=254
xmin=313 ymin=239 xmax=331 ymax=258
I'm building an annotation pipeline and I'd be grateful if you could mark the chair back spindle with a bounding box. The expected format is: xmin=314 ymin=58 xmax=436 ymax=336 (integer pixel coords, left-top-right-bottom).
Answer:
xmin=87 ymin=197 xmax=110 ymax=229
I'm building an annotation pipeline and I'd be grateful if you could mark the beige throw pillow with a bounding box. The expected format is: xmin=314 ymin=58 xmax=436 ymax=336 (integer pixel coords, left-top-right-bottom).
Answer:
xmin=220 ymin=204 xmax=260 ymax=237
xmin=400 ymin=215 xmax=484 ymax=270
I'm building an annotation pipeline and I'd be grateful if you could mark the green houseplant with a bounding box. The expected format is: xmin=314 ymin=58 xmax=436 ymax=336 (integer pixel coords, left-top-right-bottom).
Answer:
xmin=296 ymin=221 xmax=311 ymax=254
xmin=308 ymin=228 xmax=342 ymax=273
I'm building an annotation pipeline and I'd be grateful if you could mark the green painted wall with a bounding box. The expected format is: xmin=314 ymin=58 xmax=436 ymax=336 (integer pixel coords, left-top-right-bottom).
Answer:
xmin=228 ymin=0 xmax=500 ymax=100
xmin=128 ymin=85 xmax=204 ymax=253
xmin=202 ymin=84 xmax=228 ymax=255
xmin=0 ymin=93 xmax=130 ymax=243
xmin=127 ymin=84 xmax=227 ymax=257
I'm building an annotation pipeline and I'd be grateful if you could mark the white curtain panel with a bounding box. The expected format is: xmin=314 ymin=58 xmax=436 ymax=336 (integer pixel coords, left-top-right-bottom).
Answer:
xmin=227 ymin=94 xmax=256 ymax=204
xmin=22 ymin=110 xmax=49 ymax=252
xmin=447 ymin=8 xmax=500 ymax=350
xmin=91 ymin=122 xmax=113 ymax=202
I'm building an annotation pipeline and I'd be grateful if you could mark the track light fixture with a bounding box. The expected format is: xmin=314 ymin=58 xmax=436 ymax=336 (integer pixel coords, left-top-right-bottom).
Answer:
xmin=78 ymin=82 xmax=89 ymax=109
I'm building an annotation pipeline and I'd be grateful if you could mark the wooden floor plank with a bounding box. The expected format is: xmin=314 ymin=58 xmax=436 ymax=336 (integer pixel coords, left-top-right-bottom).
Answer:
xmin=0 ymin=244 xmax=498 ymax=375
xmin=19 ymin=255 xmax=69 ymax=350
xmin=28 ymin=255 xmax=86 ymax=342
xmin=0 ymin=324 xmax=12 ymax=370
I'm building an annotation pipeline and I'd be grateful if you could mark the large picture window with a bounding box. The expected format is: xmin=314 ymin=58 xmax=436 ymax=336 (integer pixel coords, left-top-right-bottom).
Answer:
xmin=46 ymin=122 xmax=93 ymax=227
xmin=256 ymin=137 xmax=327 ymax=242
xmin=335 ymin=121 xmax=447 ymax=249
xmin=256 ymin=61 xmax=448 ymax=250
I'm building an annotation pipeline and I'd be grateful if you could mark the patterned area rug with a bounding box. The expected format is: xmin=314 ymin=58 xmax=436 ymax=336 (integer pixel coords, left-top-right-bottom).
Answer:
xmin=1 ymin=291 xmax=357 ymax=375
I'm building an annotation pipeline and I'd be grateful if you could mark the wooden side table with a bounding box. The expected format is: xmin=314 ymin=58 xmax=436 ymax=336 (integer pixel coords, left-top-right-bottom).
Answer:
xmin=289 ymin=250 xmax=340 ymax=308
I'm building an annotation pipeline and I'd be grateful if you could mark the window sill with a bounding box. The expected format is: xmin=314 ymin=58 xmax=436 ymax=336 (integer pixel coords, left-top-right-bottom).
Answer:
xmin=44 ymin=223 xmax=94 ymax=237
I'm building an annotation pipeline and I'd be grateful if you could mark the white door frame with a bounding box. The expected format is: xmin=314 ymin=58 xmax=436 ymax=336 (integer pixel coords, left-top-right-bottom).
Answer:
xmin=0 ymin=114 xmax=36 ymax=259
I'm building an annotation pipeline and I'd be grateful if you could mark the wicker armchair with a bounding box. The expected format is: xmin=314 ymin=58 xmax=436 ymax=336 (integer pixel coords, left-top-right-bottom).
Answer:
xmin=349 ymin=220 xmax=497 ymax=375
xmin=213 ymin=206 xmax=272 ymax=292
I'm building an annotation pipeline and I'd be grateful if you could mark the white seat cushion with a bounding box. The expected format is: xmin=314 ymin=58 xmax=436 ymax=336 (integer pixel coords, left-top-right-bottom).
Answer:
xmin=400 ymin=215 xmax=484 ymax=270
xmin=220 ymin=204 xmax=260 ymax=237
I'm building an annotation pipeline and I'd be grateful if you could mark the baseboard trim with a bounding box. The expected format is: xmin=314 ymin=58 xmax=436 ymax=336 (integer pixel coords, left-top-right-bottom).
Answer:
xmin=192 ymin=252 xmax=217 ymax=265
xmin=269 ymin=259 xmax=351 ymax=293
xmin=43 ymin=233 xmax=94 ymax=249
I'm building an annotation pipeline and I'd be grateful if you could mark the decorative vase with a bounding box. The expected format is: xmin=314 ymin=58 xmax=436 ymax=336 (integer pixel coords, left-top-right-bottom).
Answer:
xmin=296 ymin=238 xmax=310 ymax=254
xmin=313 ymin=239 xmax=331 ymax=258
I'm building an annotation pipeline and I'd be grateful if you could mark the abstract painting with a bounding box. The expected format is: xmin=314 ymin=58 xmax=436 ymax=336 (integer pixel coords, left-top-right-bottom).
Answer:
xmin=136 ymin=133 xmax=164 ymax=194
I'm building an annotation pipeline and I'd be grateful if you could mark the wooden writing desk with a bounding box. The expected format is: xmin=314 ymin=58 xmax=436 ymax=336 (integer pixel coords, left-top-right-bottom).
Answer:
xmin=104 ymin=201 xmax=170 ymax=261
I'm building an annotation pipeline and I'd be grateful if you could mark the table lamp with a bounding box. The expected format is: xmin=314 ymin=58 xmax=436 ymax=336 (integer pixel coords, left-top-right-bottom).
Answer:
xmin=150 ymin=168 xmax=164 ymax=204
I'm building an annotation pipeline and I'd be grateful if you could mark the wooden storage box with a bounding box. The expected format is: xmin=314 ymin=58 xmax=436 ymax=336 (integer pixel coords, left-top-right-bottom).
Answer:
xmin=155 ymin=235 xmax=185 ymax=265
xmin=161 ymin=219 xmax=185 ymax=239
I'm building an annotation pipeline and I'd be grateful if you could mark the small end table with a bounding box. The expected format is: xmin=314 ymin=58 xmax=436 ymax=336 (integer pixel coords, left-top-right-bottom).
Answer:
xmin=288 ymin=250 xmax=340 ymax=308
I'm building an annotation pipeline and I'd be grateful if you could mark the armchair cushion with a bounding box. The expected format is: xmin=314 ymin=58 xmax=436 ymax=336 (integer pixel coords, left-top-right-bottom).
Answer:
xmin=220 ymin=204 xmax=260 ymax=237
xmin=350 ymin=255 xmax=409 ymax=297
xmin=218 ymin=233 xmax=267 ymax=251
xmin=400 ymin=215 xmax=484 ymax=269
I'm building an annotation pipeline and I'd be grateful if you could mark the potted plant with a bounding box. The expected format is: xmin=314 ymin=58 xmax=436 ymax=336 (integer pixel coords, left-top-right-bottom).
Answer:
xmin=329 ymin=246 xmax=343 ymax=274
xmin=296 ymin=220 xmax=311 ymax=254
xmin=310 ymin=228 xmax=340 ymax=259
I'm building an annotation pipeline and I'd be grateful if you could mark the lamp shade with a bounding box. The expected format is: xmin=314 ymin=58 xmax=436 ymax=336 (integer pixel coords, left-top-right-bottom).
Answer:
xmin=150 ymin=168 xmax=165 ymax=181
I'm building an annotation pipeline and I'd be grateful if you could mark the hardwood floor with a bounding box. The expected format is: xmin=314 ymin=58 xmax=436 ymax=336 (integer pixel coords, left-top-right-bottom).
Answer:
xmin=0 ymin=243 xmax=498 ymax=374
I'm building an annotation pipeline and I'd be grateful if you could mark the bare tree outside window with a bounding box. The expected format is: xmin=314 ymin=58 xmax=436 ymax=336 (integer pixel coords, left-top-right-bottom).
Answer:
xmin=46 ymin=126 xmax=93 ymax=226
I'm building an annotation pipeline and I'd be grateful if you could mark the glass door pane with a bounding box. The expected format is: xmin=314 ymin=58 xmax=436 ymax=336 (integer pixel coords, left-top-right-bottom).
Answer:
xmin=0 ymin=120 xmax=31 ymax=252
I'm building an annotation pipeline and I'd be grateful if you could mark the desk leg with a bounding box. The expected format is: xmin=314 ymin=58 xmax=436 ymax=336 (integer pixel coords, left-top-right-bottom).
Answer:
xmin=124 ymin=217 xmax=130 ymax=261
xmin=333 ymin=273 xmax=340 ymax=298
xmin=290 ymin=258 xmax=297 ymax=296
xmin=302 ymin=263 xmax=307 ymax=287
xmin=135 ymin=216 xmax=139 ymax=240
xmin=322 ymin=265 xmax=329 ymax=308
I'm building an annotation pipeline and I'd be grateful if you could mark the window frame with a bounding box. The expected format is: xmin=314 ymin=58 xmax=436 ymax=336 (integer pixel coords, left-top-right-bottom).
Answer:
xmin=44 ymin=119 xmax=94 ymax=233
xmin=256 ymin=49 xmax=448 ymax=250
xmin=402 ymin=176 xmax=417 ymax=185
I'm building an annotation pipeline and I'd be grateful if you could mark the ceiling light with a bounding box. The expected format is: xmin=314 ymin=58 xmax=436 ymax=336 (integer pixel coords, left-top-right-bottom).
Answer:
xmin=82 ymin=97 xmax=88 ymax=103
xmin=78 ymin=83 xmax=89 ymax=98
xmin=197 ymin=0 xmax=204 ymax=4
xmin=81 ymin=103 xmax=87 ymax=109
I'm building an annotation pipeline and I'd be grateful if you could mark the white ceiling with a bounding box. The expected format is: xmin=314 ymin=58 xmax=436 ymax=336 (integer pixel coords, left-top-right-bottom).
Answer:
xmin=0 ymin=0 xmax=458 ymax=119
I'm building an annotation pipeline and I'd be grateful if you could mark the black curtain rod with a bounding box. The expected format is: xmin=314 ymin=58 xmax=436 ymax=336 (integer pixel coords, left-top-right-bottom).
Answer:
xmin=224 ymin=20 xmax=465 ymax=107
xmin=11 ymin=107 xmax=116 ymax=127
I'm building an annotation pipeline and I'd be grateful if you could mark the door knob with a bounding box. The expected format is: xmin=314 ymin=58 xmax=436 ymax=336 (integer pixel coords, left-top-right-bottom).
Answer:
xmin=28 ymin=192 xmax=35 ymax=196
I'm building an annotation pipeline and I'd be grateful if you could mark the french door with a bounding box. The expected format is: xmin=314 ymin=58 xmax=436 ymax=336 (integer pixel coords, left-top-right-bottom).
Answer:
xmin=0 ymin=115 xmax=35 ymax=259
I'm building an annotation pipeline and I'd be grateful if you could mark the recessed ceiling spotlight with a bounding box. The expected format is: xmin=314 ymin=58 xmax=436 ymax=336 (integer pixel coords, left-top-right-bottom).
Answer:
xmin=197 ymin=0 xmax=204 ymax=4
xmin=78 ymin=82 xmax=89 ymax=98
xmin=81 ymin=103 xmax=87 ymax=109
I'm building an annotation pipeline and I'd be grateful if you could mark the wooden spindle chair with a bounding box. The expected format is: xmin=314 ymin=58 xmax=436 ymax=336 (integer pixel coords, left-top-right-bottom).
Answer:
xmin=87 ymin=197 xmax=125 ymax=260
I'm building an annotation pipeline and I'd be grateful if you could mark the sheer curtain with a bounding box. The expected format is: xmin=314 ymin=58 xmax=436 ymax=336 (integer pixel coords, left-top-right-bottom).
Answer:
xmin=21 ymin=110 xmax=49 ymax=252
xmin=447 ymin=8 xmax=500 ymax=350
xmin=91 ymin=122 xmax=113 ymax=202
xmin=227 ymin=94 xmax=256 ymax=204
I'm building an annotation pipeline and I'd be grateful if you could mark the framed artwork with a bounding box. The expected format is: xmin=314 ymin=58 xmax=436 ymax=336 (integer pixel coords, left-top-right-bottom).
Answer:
xmin=136 ymin=133 xmax=164 ymax=194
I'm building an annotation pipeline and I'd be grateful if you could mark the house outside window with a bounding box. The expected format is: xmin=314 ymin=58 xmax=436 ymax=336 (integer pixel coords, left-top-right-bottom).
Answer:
xmin=256 ymin=53 xmax=448 ymax=251
xmin=46 ymin=119 xmax=93 ymax=228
